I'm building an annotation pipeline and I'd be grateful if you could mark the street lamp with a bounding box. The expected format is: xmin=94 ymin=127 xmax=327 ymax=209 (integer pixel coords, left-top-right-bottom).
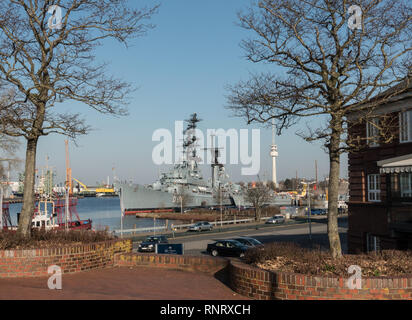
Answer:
xmin=220 ymin=183 xmax=223 ymax=230
xmin=307 ymin=188 xmax=312 ymax=241
xmin=180 ymin=195 xmax=183 ymax=214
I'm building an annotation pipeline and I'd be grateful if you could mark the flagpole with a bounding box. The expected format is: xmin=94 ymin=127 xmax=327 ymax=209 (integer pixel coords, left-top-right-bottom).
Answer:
xmin=65 ymin=187 xmax=69 ymax=231
xmin=0 ymin=186 xmax=3 ymax=230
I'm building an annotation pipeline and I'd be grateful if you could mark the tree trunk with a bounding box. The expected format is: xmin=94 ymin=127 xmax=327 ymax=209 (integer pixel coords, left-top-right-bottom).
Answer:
xmin=327 ymin=119 xmax=343 ymax=259
xmin=255 ymin=206 xmax=261 ymax=221
xmin=17 ymin=137 xmax=39 ymax=238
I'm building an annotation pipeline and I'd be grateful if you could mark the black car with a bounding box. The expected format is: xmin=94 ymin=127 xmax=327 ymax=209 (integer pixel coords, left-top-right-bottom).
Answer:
xmin=232 ymin=237 xmax=264 ymax=249
xmin=311 ymin=208 xmax=327 ymax=215
xmin=206 ymin=240 xmax=250 ymax=258
xmin=138 ymin=235 xmax=168 ymax=252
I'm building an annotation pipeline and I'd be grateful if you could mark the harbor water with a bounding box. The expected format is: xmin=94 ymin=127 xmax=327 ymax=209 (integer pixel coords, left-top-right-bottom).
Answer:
xmin=7 ymin=197 xmax=179 ymax=233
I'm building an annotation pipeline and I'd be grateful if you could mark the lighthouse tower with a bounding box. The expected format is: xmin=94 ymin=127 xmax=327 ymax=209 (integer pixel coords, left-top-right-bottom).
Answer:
xmin=270 ymin=119 xmax=278 ymax=188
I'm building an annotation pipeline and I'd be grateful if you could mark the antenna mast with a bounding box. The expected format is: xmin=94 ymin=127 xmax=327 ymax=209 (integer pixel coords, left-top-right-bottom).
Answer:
xmin=270 ymin=119 xmax=278 ymax=188
xmin=184 ymin=113 xmax=202 ymax=168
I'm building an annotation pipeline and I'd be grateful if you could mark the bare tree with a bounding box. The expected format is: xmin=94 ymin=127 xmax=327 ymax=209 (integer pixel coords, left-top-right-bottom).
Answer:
xmin=0 ymin=133 xmax=20 ymax=181
xmin=227 ymin=0 xmax=412 ymax=258
xmin=0 ymin=0 xmax=158 ymax=237
xmin=0 ymin=129 xmax=21 ymax=206
xmin=244 ymin=183 xmax=272 ymax=221
xmin=267 ymin=180 xmax=276 ymax=191
xmin=175 ymin=186 xmax=192 ymax=213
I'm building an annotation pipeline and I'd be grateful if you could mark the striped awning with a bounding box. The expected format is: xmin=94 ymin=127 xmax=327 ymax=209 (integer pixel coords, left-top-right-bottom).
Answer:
xmin=377 ymin=154 xmax=412 ymax=174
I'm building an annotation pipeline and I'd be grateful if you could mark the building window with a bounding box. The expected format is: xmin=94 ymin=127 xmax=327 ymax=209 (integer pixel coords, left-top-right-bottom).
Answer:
xmin=399 ymin=110 xmax=412 ymax=143
xmin=400 ymin=172 xmax=412 ymax=198
xmin=389 ymin=173 xmax=412 ymax=202
xmin=367 ymin=174 xmax=381 ymax=202
xmin=366 ymin=118 xmax=379 ymax=147
xmin=366 ymin=234 xmax=381 ymax=253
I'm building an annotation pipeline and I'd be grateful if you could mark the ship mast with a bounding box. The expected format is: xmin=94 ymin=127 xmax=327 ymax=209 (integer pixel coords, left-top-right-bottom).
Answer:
xmin=184 ymin=113 xmax=202 ymax=170
xmin=201 ymin=132 xmax=224 ymax=190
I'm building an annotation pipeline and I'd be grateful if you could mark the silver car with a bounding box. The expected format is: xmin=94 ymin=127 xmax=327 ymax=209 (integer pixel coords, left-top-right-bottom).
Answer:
xmin=188 ymin=221 xmax=213 ymax=232
xmin=265 ymin=215 xmax=286 ymax=224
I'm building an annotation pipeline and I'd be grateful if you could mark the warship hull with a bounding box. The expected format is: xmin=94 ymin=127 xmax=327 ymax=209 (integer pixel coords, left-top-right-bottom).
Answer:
xmin=116 ymin=182 xmax=233 ymax=215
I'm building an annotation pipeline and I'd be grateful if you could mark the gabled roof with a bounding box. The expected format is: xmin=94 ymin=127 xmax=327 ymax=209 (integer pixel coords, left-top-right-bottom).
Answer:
xmin=347 ymin=77 xmax=412 ymax=118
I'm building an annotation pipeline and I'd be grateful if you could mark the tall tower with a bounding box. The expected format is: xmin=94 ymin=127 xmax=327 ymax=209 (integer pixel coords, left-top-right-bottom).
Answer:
xmin=270 ymin=119 xmax=278 ymax=188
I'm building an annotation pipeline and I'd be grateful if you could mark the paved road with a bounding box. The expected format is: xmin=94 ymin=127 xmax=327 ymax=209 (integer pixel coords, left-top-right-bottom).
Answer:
xmin=135 ymin=216 xmax=348 ymax=255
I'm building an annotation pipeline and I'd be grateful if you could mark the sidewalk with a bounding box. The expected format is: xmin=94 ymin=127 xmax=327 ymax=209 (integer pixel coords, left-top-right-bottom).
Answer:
xmin=121 ymin=217 xmax=308 ymax=241
xmin=0 ymin=266 xmax=248 ymax=300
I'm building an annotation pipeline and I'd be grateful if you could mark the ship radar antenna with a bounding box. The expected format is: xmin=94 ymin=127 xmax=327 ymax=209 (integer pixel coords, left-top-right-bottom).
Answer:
xmin=183 ymin=113 xmax=202 ymax=168
xmin=202 ymin=134 xmax=223 ymax=190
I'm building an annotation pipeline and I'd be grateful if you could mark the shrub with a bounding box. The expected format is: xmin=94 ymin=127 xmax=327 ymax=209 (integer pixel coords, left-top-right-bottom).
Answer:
xmin=0 ymin=229 xmax=114 ymax=250
xmin=245 ymin=242 xmax=412 ymax=277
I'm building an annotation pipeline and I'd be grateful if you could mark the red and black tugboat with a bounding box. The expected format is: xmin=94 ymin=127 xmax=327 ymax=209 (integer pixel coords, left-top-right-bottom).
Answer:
xmin=1 ymin=194 xmax=92 ymax=231
xmin=31 ymin=193 xmax=92 ymax=231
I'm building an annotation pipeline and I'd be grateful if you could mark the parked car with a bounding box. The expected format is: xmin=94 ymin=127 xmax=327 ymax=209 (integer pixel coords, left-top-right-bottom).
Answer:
xmin=265 ymin=215 xmax=286 ymax=224
xmin=232 ymin=237 xmax=264 ymax=249
xmin=188 ymin=221 xmax=213 ymax=232
xmin=138 ymin=235 xmax=168 ymax=252
xmin=207 ymin=240 xmax=250 ymax=258
xmin=311 ymin=208 xmax=327 ymax=215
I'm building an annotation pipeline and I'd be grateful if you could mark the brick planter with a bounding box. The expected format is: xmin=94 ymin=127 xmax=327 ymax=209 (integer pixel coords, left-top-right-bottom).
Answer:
xmin=114 ymin=252 xmax=229 ymax=274
xmin=0 ymin=239 xmax=132 ymax=278
xmin=229 ymin=260 xmax=412 ymax=300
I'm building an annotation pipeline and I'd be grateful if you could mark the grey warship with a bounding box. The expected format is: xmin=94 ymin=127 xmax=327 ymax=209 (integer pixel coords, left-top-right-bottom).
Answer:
xmin=115 ymin=114 xmax=237 ymax=215
xmin=115 ymin=113 xmax=292 ymax=215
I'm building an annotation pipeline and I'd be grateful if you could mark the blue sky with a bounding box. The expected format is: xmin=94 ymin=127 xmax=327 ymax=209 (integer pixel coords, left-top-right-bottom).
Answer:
xmin=12 ymin=0 xmax=347 ymax=185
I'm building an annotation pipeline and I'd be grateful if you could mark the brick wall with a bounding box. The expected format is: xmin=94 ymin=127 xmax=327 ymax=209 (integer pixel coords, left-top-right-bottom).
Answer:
xmin=0 ymin=239 xmax=132 ymax=278
xmin=229 ymin=260 xmax=412 ymax=300
xmin=114 ymin=252 xmax=229 ymax=274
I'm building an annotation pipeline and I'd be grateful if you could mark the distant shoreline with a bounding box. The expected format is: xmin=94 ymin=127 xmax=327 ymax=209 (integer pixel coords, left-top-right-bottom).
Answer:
xmin=134 ymin=207 xmax=280 ymax=222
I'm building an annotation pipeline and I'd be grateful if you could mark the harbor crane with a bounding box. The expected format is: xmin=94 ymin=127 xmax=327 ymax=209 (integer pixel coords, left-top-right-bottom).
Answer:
xmin=65 ymin=140 xmax=73 ymax=195
xmin=72 ymin=177 xmax=89 ymax=192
